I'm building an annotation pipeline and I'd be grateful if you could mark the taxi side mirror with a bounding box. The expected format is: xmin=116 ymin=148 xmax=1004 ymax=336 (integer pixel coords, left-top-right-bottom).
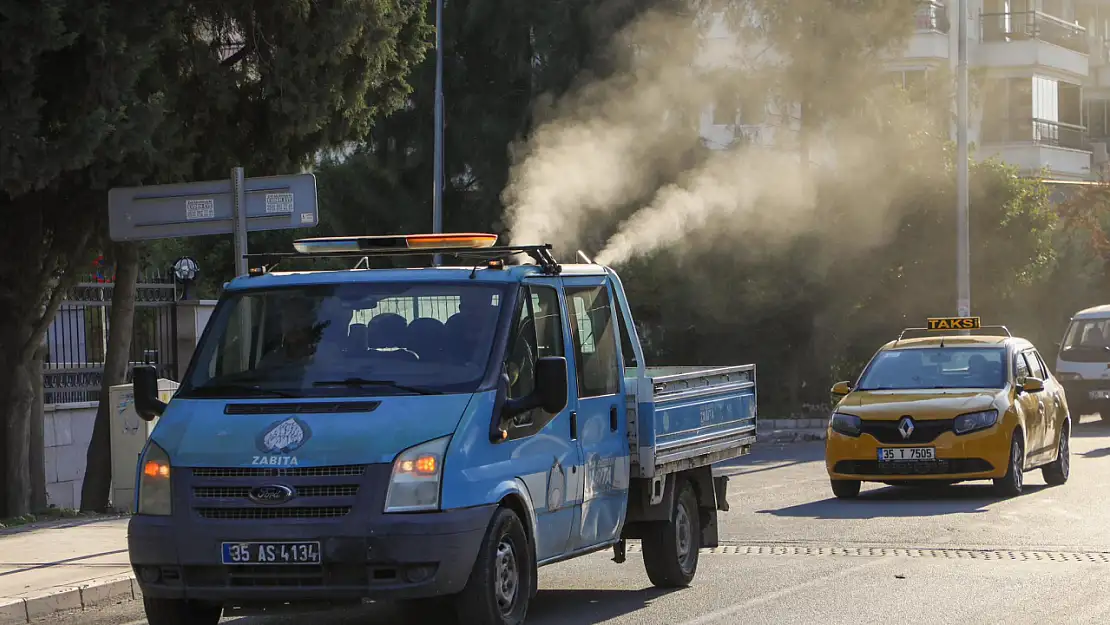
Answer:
xmin=830 ymin=381 xmax=853 ymax=396
xmin=1021 ymin=377 xmax=1045 ymax=393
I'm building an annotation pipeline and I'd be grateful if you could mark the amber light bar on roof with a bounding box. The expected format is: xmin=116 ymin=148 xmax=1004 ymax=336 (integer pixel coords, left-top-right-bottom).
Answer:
xmin=292 ymin=233 xmax=497 ymax=254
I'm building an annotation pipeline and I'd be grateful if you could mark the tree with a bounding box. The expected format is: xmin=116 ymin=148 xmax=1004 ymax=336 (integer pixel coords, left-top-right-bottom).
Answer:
xmin=1 ymin=0 xmax=431 ymax=516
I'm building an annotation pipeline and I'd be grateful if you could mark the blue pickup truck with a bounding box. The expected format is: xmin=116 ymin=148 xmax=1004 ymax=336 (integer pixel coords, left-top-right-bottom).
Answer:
xmin=127 ymin=233 xmax=758 ymax=625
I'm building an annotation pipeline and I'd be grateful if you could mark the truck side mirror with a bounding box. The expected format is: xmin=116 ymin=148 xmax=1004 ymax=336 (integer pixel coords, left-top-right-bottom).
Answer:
xmin=133 ymin=365 xmax=166 ymax=421
xmin=498 ymin=357 xmax=569 ymax=428
xmin=535 ymin=357 xmax=569 ymax=414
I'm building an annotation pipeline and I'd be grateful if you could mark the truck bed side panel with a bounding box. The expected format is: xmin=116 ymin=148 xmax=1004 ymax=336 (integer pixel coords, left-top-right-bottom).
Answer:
xmin=634 ymin=365 xmax=757 ymax=478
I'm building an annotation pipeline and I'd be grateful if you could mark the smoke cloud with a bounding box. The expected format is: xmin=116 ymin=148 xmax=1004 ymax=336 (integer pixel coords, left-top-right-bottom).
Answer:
xmin=503 ymin=7 xmax=939 ymax=267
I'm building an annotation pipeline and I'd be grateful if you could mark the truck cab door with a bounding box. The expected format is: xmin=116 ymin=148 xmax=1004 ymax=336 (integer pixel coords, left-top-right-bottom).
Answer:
xmin=560 ymin=275 xmax=630 ymax=551
xmin=499 ymin=280 xmax=582 ymax=562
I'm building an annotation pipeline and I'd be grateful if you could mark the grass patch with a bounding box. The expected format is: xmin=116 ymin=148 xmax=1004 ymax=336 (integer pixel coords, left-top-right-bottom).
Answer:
xmin=0 ymin=507 xmax=124 ymax=530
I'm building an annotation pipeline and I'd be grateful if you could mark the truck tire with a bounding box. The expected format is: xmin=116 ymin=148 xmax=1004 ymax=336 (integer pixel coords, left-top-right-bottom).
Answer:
xmin=454 ymin=506 xmax=533 ymax=625
xmin=142 ymin=597 xmax=221 ymax=625
xmin=642 ymin=480 xmax=700 ymax=588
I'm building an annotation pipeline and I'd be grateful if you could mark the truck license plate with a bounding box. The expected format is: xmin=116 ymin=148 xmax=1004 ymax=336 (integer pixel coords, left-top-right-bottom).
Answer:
xmin=1089 ymin=390 xmax=1110 ymax=400
xmin=221 ymin=541 xmax=321 ymax=565
xmin=877 ymin=447 xmax=935 ymax=462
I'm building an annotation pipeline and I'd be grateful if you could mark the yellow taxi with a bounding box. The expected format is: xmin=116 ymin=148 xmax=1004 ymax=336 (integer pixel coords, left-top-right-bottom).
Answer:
xmin=825 ymin=317 xmax=1072 ymax=499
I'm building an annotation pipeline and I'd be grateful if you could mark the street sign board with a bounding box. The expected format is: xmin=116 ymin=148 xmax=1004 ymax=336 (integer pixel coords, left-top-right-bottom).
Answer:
xmin=108 ymin=173 xmax=318 ymax=242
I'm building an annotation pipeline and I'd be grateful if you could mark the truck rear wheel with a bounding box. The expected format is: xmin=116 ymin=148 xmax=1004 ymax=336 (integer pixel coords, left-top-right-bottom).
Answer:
xmin=454 ymin=506 xmax=533 ymax=625
xmin=642 ymin=480 xmax=700 ymax=588
xmin=142 ymin=597 xmax=221 ymax=625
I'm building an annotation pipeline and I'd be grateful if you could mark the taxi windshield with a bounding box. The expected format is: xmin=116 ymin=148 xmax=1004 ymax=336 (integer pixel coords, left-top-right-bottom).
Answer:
xmin=179 ymin=281 xmax=509 ymax=398
xmin=857 ymin=346 xmax=1007 ymax=391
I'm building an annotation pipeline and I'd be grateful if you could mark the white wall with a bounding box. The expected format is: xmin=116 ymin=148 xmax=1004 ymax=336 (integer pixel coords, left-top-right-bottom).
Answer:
xmin=42 ymin=402 xmax=97 ymax=509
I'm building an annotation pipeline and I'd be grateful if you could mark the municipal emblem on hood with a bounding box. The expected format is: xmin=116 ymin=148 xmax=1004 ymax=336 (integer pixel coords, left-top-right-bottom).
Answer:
xmin=256 ymin=417 xmax=312 ymax=455
xmin=898 ymin=416 xmax=915 ymax=440
xmin=248 ymin=484 xmax=294 ymax=505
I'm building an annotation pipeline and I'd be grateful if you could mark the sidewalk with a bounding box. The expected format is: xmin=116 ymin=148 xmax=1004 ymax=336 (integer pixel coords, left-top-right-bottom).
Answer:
xmin=0 ymin=517 xmax=135 ymax=624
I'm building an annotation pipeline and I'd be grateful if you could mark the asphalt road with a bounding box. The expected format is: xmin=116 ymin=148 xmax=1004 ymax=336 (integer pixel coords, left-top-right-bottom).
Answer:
xmin=43 ymin=416 xmax=1110 ymax=625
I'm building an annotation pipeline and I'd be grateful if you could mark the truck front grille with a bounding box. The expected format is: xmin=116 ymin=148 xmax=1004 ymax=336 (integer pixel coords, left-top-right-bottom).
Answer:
xmin=187 ymin=464 xmax=370 ymax=523
xmin=191 ymin=465 xmax=365 ymax=478
xmin=193 ymin=485 xmax=360 ymax=499
xmin=195 ymin=506 xmax=352 ymax=520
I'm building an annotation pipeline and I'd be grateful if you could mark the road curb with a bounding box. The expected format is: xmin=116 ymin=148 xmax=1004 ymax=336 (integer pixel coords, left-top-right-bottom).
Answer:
xmin=757 ymin=419 xmax=827 ymax=443
xmin=1 ymin=574 xmax=139 ymax=624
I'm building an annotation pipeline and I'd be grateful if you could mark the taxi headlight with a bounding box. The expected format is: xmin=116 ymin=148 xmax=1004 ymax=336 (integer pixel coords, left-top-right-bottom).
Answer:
xmin=384 ymin=435 xmax=450 ymax=513
xmin=830 ymin=412 xmax=862 ymax=437
xmin=954 ymin=409 xmax=998 ymax=435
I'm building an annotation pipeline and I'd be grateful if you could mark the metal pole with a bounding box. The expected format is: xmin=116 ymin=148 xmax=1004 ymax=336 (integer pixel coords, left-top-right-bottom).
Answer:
xmin=232 ymin=167 xmax=248 ymax=277
xmin=956 ymin=0 xmax=971 ymax=323
xmin=432 ymin=0 xmax=445 ymax=266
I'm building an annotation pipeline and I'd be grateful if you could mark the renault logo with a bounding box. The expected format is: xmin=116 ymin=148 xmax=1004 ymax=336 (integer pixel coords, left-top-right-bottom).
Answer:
xmin=898 ymin=416 xmax=915 ymax=440
xmin=248 ymin=484 xmax=294 ymax=505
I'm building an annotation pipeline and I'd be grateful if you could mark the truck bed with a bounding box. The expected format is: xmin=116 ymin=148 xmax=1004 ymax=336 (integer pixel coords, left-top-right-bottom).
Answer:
xmin=628 ymin=365 xmax=758 ymax=479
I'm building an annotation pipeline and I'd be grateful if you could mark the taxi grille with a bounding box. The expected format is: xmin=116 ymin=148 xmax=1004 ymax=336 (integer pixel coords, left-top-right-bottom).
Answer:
xmin=833 ymin=458 xmax=994 ymax=475
xmin=859 ymin=418 xmax=954 ymax=444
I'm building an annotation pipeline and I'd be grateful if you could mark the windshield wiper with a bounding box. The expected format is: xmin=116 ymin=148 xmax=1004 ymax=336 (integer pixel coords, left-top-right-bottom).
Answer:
xmin=312 ymin=378 xmax=442 ymax=395
xmin=192 ymin=383 xmax=303 ymax=398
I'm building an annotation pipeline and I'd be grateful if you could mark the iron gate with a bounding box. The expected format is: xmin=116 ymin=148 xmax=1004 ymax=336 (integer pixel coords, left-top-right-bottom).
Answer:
xmin=43 ymin=271 xmax=178 ymax=405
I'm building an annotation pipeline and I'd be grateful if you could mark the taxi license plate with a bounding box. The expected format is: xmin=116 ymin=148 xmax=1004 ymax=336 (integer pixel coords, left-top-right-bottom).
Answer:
xmin=878 ymin=447 xmax=935 ymax=462
xmin=221 ymin=541 xmax=321 ymax=565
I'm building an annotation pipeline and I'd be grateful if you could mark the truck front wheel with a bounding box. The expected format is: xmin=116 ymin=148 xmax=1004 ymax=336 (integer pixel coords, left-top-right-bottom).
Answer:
xmin=142 ymin=597 xmax=221 ymax=625
xmin=455 ymin=506 xmax=533 ymax=625
xmin=642 ymin=479 xmax=700 ymax=588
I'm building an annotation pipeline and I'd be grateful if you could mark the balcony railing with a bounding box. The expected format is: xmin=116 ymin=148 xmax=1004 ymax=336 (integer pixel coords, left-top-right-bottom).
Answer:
xmin=980 ymin=11 xmax=1088 ymax=55
xmin=982 ymin=118 xmax=1090 ymax=151
xmin=916 ymin=1 xmax=949 ymax=33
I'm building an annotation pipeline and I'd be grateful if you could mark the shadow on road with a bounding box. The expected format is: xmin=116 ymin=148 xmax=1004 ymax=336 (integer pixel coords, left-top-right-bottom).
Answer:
xmin=229 ymin=588 xmax=675 ymax=625
xmin=714 ymin=442 xmax=824 ymax=477
xmin=755 ymin=483 xmax=1047 ymax=520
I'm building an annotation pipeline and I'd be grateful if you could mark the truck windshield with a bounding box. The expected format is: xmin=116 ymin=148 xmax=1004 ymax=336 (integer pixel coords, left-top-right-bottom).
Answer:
xmin=856 ymin=347 xmax=1007 ymax=391
xmin=1060 ymin=318 xmax=1110 ymax=361
xmin=179 ymin=282 xmax=508 ymax=398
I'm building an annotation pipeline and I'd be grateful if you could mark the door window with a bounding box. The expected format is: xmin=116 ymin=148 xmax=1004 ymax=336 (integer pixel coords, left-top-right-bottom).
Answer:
xmin=1025 ymin=350 xmax=1046 ymax=380
xmin=1014 ymin=351 xmax=1031 ymax=380
xmin=502 ymin=285 xmax=565 ymax=438
xmin=565 ymin=285 xmax=622 ymax=398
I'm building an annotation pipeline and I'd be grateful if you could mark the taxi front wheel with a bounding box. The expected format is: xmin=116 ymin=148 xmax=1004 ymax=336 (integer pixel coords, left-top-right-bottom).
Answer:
xmin=992 ymin=434 xmax=1024 ymax=497
xmin=830 ymin=479 xmax=861 ymax=499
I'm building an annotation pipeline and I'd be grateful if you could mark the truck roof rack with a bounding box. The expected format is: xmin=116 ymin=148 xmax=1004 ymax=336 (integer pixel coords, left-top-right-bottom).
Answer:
xmin=244 ymin=234 xmax=562 ymax=276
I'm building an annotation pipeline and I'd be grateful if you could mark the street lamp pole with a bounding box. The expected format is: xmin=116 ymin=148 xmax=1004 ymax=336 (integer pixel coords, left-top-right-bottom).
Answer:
xmin=956 ymin=0 xmax=971 ymax=320
xmin=432 ymin=0 xmax=445 ymax=265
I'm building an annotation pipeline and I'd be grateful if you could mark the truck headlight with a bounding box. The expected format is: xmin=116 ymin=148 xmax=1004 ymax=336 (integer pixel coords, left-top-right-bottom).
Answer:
xmin=136 ymin=441 xmax=172 ymax=516
xmin=830 ymin=412 xmax=862 ymax=437
xmin=384 ymin=436 xmax=450 ymax=513
xmin=1056 ymin=372 xmax=1081 ymax=381
xmin=954 ymin=409 xmax=998 ymax=435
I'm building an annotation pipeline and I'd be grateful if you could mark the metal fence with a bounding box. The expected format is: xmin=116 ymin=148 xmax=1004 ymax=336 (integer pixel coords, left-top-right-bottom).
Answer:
xmin=43 ymin=271 xmax=178 ymax=405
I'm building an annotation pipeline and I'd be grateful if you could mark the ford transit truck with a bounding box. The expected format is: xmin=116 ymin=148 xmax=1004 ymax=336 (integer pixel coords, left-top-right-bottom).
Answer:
xmin=126 ymin=233 xmax=758 ymax=625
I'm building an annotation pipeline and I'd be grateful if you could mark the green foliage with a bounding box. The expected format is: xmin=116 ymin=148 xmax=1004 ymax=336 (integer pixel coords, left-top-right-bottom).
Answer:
xmin=0 ymin=0 xmax=431 ymax=516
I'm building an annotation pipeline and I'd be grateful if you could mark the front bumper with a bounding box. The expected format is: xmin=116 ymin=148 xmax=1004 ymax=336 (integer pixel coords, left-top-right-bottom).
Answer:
xmin=825 ymin=425 xmax=1010 ymax=481
xmin=1061 ymin=380 xmax=1110 ymax=408
xmin=128 ymin=463 xmax=493 ymax=607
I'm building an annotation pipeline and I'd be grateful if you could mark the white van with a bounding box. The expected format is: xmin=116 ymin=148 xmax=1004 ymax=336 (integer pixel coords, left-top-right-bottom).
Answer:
xmin=1055 ymin=305 xmax=1110 ymax=422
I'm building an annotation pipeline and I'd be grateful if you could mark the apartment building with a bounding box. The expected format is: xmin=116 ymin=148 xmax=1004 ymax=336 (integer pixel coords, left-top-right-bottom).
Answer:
xmin=702 ymin=0 xmax=1109 ymax=181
